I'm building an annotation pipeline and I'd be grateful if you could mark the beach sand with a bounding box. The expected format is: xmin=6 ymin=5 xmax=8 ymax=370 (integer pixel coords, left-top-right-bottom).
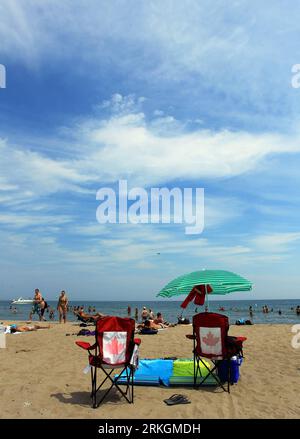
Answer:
xmin=0 ymin=321 xmax=299 ymax=419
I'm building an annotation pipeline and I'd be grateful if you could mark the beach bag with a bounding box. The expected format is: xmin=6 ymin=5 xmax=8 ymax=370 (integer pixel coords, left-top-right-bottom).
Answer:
xmin=217 ymin=355 xmax=243 ymax=383
xmin=77 ymin=329 xmax=96 ymax=336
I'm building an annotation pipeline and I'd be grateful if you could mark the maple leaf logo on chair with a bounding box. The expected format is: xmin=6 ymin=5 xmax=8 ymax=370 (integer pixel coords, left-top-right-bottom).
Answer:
xmin=105 ymin=336 xmax=126 ymax=356
xmin=202 ymin=331 xmax=220 ymax=346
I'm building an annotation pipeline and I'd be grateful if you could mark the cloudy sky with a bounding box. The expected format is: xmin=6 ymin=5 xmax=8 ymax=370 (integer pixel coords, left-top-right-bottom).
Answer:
xmin=0 ymin=0 xmax=300 ymax=300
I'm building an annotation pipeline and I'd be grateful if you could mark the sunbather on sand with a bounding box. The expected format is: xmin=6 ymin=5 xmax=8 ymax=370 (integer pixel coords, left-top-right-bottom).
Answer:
xmin=10 ymin=324 xmax=50 ymax=333
xmin=74 ymin=310 xmax=105 ymax=321
xmin=153 ymin=312 xmax=175 ymax=327
xmin=137 ymin=319 xmax=163 ymax=330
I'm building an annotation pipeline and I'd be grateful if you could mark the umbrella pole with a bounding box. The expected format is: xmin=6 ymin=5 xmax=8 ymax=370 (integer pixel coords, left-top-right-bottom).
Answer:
xmin=205 ymin=284 xmax=209 ymax=312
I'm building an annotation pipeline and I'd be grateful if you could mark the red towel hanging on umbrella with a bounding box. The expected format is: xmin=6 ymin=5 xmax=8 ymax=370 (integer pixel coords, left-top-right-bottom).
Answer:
xmin=180 ymin=284 xmax=213 ymax=309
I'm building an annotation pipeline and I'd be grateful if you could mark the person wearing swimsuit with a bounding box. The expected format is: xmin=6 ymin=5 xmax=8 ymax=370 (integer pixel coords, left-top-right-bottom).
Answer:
xmin=29 ymin=289 xmax=42 ymax=321
xmin=57 ymin=290 xmax=68 ymax=324
xmin=10 ymin=324 xmax=50 ymax=332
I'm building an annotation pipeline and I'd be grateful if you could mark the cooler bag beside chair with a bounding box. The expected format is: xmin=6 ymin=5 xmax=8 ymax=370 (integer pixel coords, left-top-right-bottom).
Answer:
xmin=76 ymin=316 xmax=141 ymax=408
xmin=186 ymin=312 xmax=246 ymax=393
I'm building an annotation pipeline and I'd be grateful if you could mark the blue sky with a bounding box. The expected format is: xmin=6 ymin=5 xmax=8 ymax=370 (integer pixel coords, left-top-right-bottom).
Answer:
xmin=0 ymin=1 xmax=300 ymax=300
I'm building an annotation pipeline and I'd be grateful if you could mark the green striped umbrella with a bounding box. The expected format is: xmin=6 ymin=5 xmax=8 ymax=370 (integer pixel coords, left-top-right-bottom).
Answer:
xmin=157 ymin=270 xmax=252 ymax=298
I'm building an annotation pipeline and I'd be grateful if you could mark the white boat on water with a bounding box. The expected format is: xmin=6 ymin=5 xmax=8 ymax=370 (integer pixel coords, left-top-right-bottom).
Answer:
xmin=11 ymin=297 xmax=34 ymax=305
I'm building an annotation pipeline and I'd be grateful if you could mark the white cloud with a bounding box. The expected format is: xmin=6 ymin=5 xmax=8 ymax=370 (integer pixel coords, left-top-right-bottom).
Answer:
xmin=0 ymin=212 xmax=72 ymax=228
xmin=252 ymin=232 xmax=300 ymax=253
xmin=1 ymin=3 xmax=300 ymax=299
xmin=0 ymin=0 xmax=297 ymax=113
xmin=0 ymin=137 xmax=91 ymax=205
xmin=1 ymin=94 xmax=300 ymax=210
xmin=73 ymin=104 xmax=299 ymax=186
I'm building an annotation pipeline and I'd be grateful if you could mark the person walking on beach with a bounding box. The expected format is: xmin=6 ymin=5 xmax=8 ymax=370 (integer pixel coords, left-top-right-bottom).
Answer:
xmin=134 ymin=307 xmax=139 ymax=322
xmin=40 ymin=297 xmax=48 ymax=321
xmin=57 ymin=290 xmax=69 ymax=324
xmin=29 ymin=288 xmax=42 ymax=320
xmin=49 ymin=308 xmax=55 ymax=320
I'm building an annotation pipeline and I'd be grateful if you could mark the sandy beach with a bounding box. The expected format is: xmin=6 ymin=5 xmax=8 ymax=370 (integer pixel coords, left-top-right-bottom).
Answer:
xmin=0 ymin=321 xmax=299 ymax=419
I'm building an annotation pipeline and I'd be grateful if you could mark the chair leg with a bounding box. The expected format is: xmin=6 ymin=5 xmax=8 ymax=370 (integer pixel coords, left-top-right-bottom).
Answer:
xmin=126 ymin=367 xmax=134 ymax=403
xmin=92 ymin=366 xmax=134 ymax=408
xmin=124 ymin=367 xmax=130 ymax=397
xmin=227 ymin=359 xmax=230 ymax=393
xmin=194 ymin=357 xmax=228 ymax=392
xmin=131 ymin=368 xmax=134 ymax=403
xmin=113 ymin=371 xmax=133 ymax=404
xmin=124 ymin=366 xmax=134 ymax=403
xmin=92 ymin=366 xmax=97 ymax=408
xmin=193 ymin=353 xmax=196 ymax=388
xmin=90 ymin=366 xmax=93 ymax=398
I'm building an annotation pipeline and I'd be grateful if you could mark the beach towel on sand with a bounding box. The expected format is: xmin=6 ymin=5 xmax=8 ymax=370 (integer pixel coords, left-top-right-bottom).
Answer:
xmin=116 ymin=358 xmax=214 ymax=387
xmin=116 ymin=359 xmax=173 ymax=386
xmin=173 ymin=359 xmax=210 ymax=377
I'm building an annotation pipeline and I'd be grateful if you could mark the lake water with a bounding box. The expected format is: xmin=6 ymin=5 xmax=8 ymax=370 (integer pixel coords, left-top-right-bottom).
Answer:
xmin=1 ymin=299 xmax=300 ymax=324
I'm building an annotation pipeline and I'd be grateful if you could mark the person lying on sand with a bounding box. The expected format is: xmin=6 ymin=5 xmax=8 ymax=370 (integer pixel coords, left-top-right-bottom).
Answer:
xmin=74 ymin=310 xmax=105 ymax=321
xmin=137 ymin=320 xmax=158 ymax=330
xmin=10 ymin=324 xmax=50 ymax=333
xmin=136 ymin=319 xmax=168 ymax=330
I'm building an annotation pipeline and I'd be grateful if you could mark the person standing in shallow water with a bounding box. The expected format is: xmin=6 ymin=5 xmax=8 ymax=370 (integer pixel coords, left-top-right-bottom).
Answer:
xmin=134 ymin=307 xmax=139 ymax=322
xmin=127 ymin=305 xmax=131 ymax=317
xmin=149 ymin=309 xmax=155 ymax=319
xmin=57 ymin=290 xmax=68 ymax=323
xmin=40 ymin=297 xmax=48 ymax=321
xmin=29 ymin=288 xmax=42 ymax=321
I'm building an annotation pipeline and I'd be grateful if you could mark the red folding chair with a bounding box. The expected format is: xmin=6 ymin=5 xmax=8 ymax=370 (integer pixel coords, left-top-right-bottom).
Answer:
xmin=76 ymin=316 xmax=141 ymax=408
xmin=186 ymin=312 xmax=246 ymax=393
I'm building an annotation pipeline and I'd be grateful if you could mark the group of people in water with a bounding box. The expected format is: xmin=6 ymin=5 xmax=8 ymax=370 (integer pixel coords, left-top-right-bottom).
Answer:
xmin=248 ymin=304 xmax=300 ymax=317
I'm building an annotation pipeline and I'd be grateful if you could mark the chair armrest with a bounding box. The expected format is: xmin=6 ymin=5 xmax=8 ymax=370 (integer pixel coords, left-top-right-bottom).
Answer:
xmin=235 ymin=336 xmax=247 ymax=342
xmin=134 ymin=338 xmax=141 ymax=345
xmin=185 ymin=334 xmax=195 ymax=340
xmin=226 ymin=335 xmax=247 ymax=343
xmin=75 ymin=341 xmax=97 ymax=350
